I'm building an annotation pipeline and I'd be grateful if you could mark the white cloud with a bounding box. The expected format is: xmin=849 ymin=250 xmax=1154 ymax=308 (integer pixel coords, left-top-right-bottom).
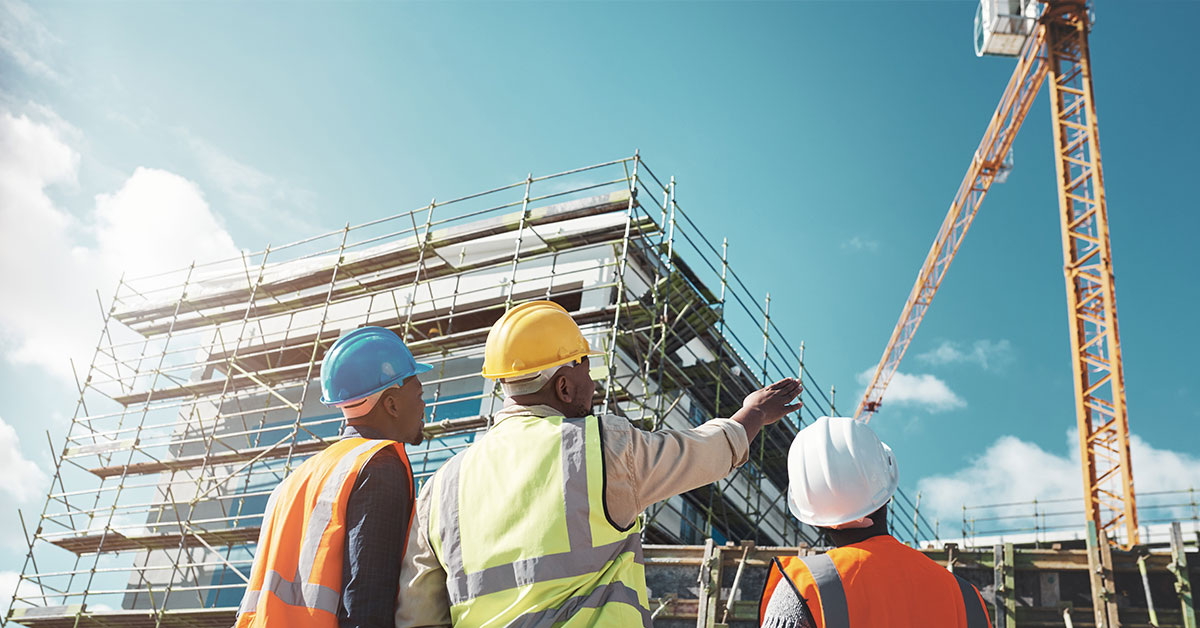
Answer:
xmin=917 ymin=430 xmax=1200 ymax=539
xmin=0 ymin=414 xmax=48 ymax=554
xmin=918 ymin=339 xmax=1013 ymax=370
xmin=0 ymin=416 xmax=47 ymax=503
xmin=858 ymin=368 xmax=965 ymax=412
xmin=94 ymin=168 xmax=238 ymax=278
xmin=0 ymin=569 xmax=43 ymax=610
xmin=918 ymin=434 xmax=1078 ymax=523
xmin=0 ymin=108 xmax=240 ymax=379
xmin=841 ymin=235 xmax=879 ymax=252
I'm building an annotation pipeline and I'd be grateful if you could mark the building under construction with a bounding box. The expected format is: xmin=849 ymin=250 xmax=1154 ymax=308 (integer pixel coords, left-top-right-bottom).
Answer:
xmin=3 ymin=155 xmax=856 ymax=627
xmin=4 ymin=155 xmax=1196 ymax=628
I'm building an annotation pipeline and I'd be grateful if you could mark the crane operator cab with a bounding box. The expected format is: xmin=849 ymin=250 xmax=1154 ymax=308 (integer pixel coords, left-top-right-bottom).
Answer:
xmin=974 ymin=0 xmax=1039 ymax=57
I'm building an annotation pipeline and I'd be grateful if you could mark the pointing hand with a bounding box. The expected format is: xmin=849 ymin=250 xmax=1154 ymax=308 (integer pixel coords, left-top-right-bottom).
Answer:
xmin=732 ymin=378 xmax=803 ymax=442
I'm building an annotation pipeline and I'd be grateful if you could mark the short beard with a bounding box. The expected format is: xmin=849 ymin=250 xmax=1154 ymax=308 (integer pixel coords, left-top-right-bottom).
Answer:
xmin=567 ymin=399 xmax=593 ymax=418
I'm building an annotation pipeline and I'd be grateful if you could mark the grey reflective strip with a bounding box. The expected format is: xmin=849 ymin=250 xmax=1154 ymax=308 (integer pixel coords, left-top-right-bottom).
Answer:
xmin=296 ymin=439 xmax=385 ymax=579
xmin=438 ymin=416 xmax=645 ymax=606
xmin=509 ymin=581 xmax=651 ymax=628
xmin=448 ymin=534 xmax=643 ymax=604
xmin=560 ymin=417 xmax=591 ymax=551
xmin=799 ymin=554 xmax=848 ymax=628
xmin=239 ymin=589 xmax=260 ymax=615
xmin=240 ymin=569 xmax=341 ymax=615
xmin=437 ymin=452 xmax=468 ymax=577
xmin=240 ymin=484 xmax=284 ymax=615
xmin=956 ymin=575 xmax=988 ymax=628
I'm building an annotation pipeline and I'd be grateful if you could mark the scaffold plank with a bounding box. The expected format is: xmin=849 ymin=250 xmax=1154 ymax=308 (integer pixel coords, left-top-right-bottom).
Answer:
xmin=86 ymin=438 xmax=330 ymax=478
xmin=9 ymin=607 xmax=235 ymax=628
xmin=46 ymin=526 xmax=261 ymax=555
xmin=86 ymin=415 xmax=492 ymax=477
xmin=114 ymin=191 xmax=640 ymax=335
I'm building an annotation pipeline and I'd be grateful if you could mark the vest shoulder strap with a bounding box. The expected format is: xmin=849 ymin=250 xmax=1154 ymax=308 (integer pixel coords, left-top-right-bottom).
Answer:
xmin=798 ymin=554 xmax=849 ymax=628
xmin=954 ymin=574 xmax=990 ymax=628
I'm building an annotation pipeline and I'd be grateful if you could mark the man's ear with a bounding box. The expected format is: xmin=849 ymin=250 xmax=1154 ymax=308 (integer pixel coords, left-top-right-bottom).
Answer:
xmin=382 ymin=389 xmax=401 ymax=418
xmin=554 ymin=374 xmax=572 ymax=404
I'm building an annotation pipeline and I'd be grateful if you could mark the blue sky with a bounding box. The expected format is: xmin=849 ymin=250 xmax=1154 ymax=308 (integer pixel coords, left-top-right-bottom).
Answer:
xmin=1 ymin=0 xmax=1198 ymax=585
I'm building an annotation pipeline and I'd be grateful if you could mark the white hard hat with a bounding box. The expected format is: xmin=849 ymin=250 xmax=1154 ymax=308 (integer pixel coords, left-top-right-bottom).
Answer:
xmin=787 ymin=416 xmax=899 ymax=527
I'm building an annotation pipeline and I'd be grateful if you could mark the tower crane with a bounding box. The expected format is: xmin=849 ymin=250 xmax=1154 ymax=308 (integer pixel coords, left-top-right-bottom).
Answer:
xmin=852 ymin=2 xmax=1132 ymax=624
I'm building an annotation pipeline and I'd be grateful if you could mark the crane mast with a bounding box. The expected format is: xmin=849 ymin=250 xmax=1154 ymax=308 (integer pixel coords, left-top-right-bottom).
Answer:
xmin=853 ymin=3 xmax=1137 ymax=609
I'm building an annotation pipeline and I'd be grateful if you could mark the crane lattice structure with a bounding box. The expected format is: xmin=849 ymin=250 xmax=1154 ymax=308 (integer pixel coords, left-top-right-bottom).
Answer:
xmin=853 ymin=2 xmax=1134 ymax=625
xmin=9 ymin=155 xmax=942 ymax=628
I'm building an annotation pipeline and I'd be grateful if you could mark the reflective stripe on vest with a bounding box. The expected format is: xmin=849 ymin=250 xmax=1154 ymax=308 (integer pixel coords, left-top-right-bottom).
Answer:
xmin=236 ymin=437 xmax=411 ymax=627
xmin=798 ymin=554 xmax=848 ymax=628
xmin=510 ymin=581 xmax=651 ymax=628
xmin=238 ymin=568 xmax=341 ymax=615
xmin=431 ymin=414 xmax=649 ymax=627
xmin=956 ymin=574 xmax=989 ymax=628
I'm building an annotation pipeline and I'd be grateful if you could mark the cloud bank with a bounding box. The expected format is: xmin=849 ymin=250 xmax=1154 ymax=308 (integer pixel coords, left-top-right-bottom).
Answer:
xmin=0 ymin=108 xmax=239 ymax=379
xmin=917 ymin=430 xmax=1200 ymax=538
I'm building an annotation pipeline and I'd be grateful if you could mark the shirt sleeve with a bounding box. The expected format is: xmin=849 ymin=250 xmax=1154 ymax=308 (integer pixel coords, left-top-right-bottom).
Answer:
xmin=600 ymin=415 xmax=749 ymax=529
xmin=393 ymin=478 xmax=453 ymax=627
xmin=763 ymin=571 xmax=819 ymax=628
xmin=340 ymin=447 xmax=412 ymax=628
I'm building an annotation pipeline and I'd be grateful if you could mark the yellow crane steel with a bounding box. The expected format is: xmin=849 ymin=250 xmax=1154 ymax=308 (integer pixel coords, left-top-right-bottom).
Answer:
xmin=853 ymin=4 xmax=1134 ymax=621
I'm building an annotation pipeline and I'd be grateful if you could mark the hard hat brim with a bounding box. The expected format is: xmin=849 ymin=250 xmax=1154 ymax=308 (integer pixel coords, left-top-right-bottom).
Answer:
xmin=481 ymin=350 xmax=604 ymax=380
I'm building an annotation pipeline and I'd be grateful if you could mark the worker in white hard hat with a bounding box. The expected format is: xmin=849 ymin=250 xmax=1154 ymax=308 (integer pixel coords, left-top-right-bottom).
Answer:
xmin=758 ymin=416 xmax=991 ymax=628
xmin=395 ymin=300 xmax=803 ymax=627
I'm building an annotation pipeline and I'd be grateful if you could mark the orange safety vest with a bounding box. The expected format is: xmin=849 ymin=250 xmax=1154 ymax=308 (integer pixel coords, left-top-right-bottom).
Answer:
xmin=236 ymin=437 xmax=413 ymax=627
xmin=759 ymin=535 xmax=990 ymax=628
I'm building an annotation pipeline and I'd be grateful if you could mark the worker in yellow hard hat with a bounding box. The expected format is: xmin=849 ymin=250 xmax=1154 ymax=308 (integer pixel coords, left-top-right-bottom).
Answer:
xmin=395 ymin=300 xmax=802 ymax=627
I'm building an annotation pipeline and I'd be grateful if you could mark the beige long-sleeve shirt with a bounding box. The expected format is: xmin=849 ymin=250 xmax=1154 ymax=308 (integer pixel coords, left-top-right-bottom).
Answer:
xmin=394 ymin=403 xmax=749 ymax=627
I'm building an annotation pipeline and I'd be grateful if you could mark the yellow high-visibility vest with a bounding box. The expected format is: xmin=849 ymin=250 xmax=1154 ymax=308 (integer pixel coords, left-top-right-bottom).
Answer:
xmin=429 ymin=413 xmax=650 ymax=627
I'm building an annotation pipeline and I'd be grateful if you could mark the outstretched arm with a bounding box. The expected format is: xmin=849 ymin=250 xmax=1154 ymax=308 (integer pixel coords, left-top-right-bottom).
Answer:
xmin=600 ymin=378 xmax=803 ymax=529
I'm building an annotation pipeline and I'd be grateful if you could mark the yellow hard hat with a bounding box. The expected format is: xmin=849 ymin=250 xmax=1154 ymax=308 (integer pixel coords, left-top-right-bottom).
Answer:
xmin=481 ymin=300 xmax=602 ymax=380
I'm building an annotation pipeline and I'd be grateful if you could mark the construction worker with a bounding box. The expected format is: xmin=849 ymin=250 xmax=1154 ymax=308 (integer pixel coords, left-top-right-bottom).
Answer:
xmin=394 ymin=300 xmax=802 ymax=627
xmin=759 ymin=416 xmax=990 ymax=628
xmin=237 ymin=326 xmax=432 ymax=628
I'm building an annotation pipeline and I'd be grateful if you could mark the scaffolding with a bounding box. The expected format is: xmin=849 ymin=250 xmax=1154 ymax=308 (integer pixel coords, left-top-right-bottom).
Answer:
xmin=5 ymin=154 xmax=929 ymax=627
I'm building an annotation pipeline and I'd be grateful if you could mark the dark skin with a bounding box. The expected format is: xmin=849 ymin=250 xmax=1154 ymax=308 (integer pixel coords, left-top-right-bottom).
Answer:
xmin=346 ymin=375 xmax=427 ymax=445
xmin=820 ymin=504 xmax=890 ymax=548
xmin=507 ymin=356 xmax=803 ymax=441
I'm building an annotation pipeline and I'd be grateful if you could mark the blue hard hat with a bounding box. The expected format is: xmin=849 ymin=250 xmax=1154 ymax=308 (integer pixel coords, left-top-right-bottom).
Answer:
xmin=319 ymin=326 xmax=433 ymax=406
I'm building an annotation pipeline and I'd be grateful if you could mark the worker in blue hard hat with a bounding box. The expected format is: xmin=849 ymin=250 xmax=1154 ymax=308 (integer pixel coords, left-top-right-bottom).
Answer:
xmin=238 ymin=326 xmax=431 ymax=628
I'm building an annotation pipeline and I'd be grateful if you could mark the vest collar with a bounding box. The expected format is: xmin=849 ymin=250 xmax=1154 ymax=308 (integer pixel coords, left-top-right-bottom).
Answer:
xmin=341 ymin=423 xmax=385 ymax=440
xmin=844 ymin=533 xmax=902 ymax=551
xmin=492 ymin=403 xmax=565 ymax=426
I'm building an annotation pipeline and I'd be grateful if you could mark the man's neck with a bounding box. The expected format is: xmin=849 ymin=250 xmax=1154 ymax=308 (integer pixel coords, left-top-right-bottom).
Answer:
xmin=824 ymin=509 xmax=890 ymax=548
xmin=343 ymin=422 xmax=388 ymax=441
xmin=504 ymin=396 xmax=572 ymax=416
